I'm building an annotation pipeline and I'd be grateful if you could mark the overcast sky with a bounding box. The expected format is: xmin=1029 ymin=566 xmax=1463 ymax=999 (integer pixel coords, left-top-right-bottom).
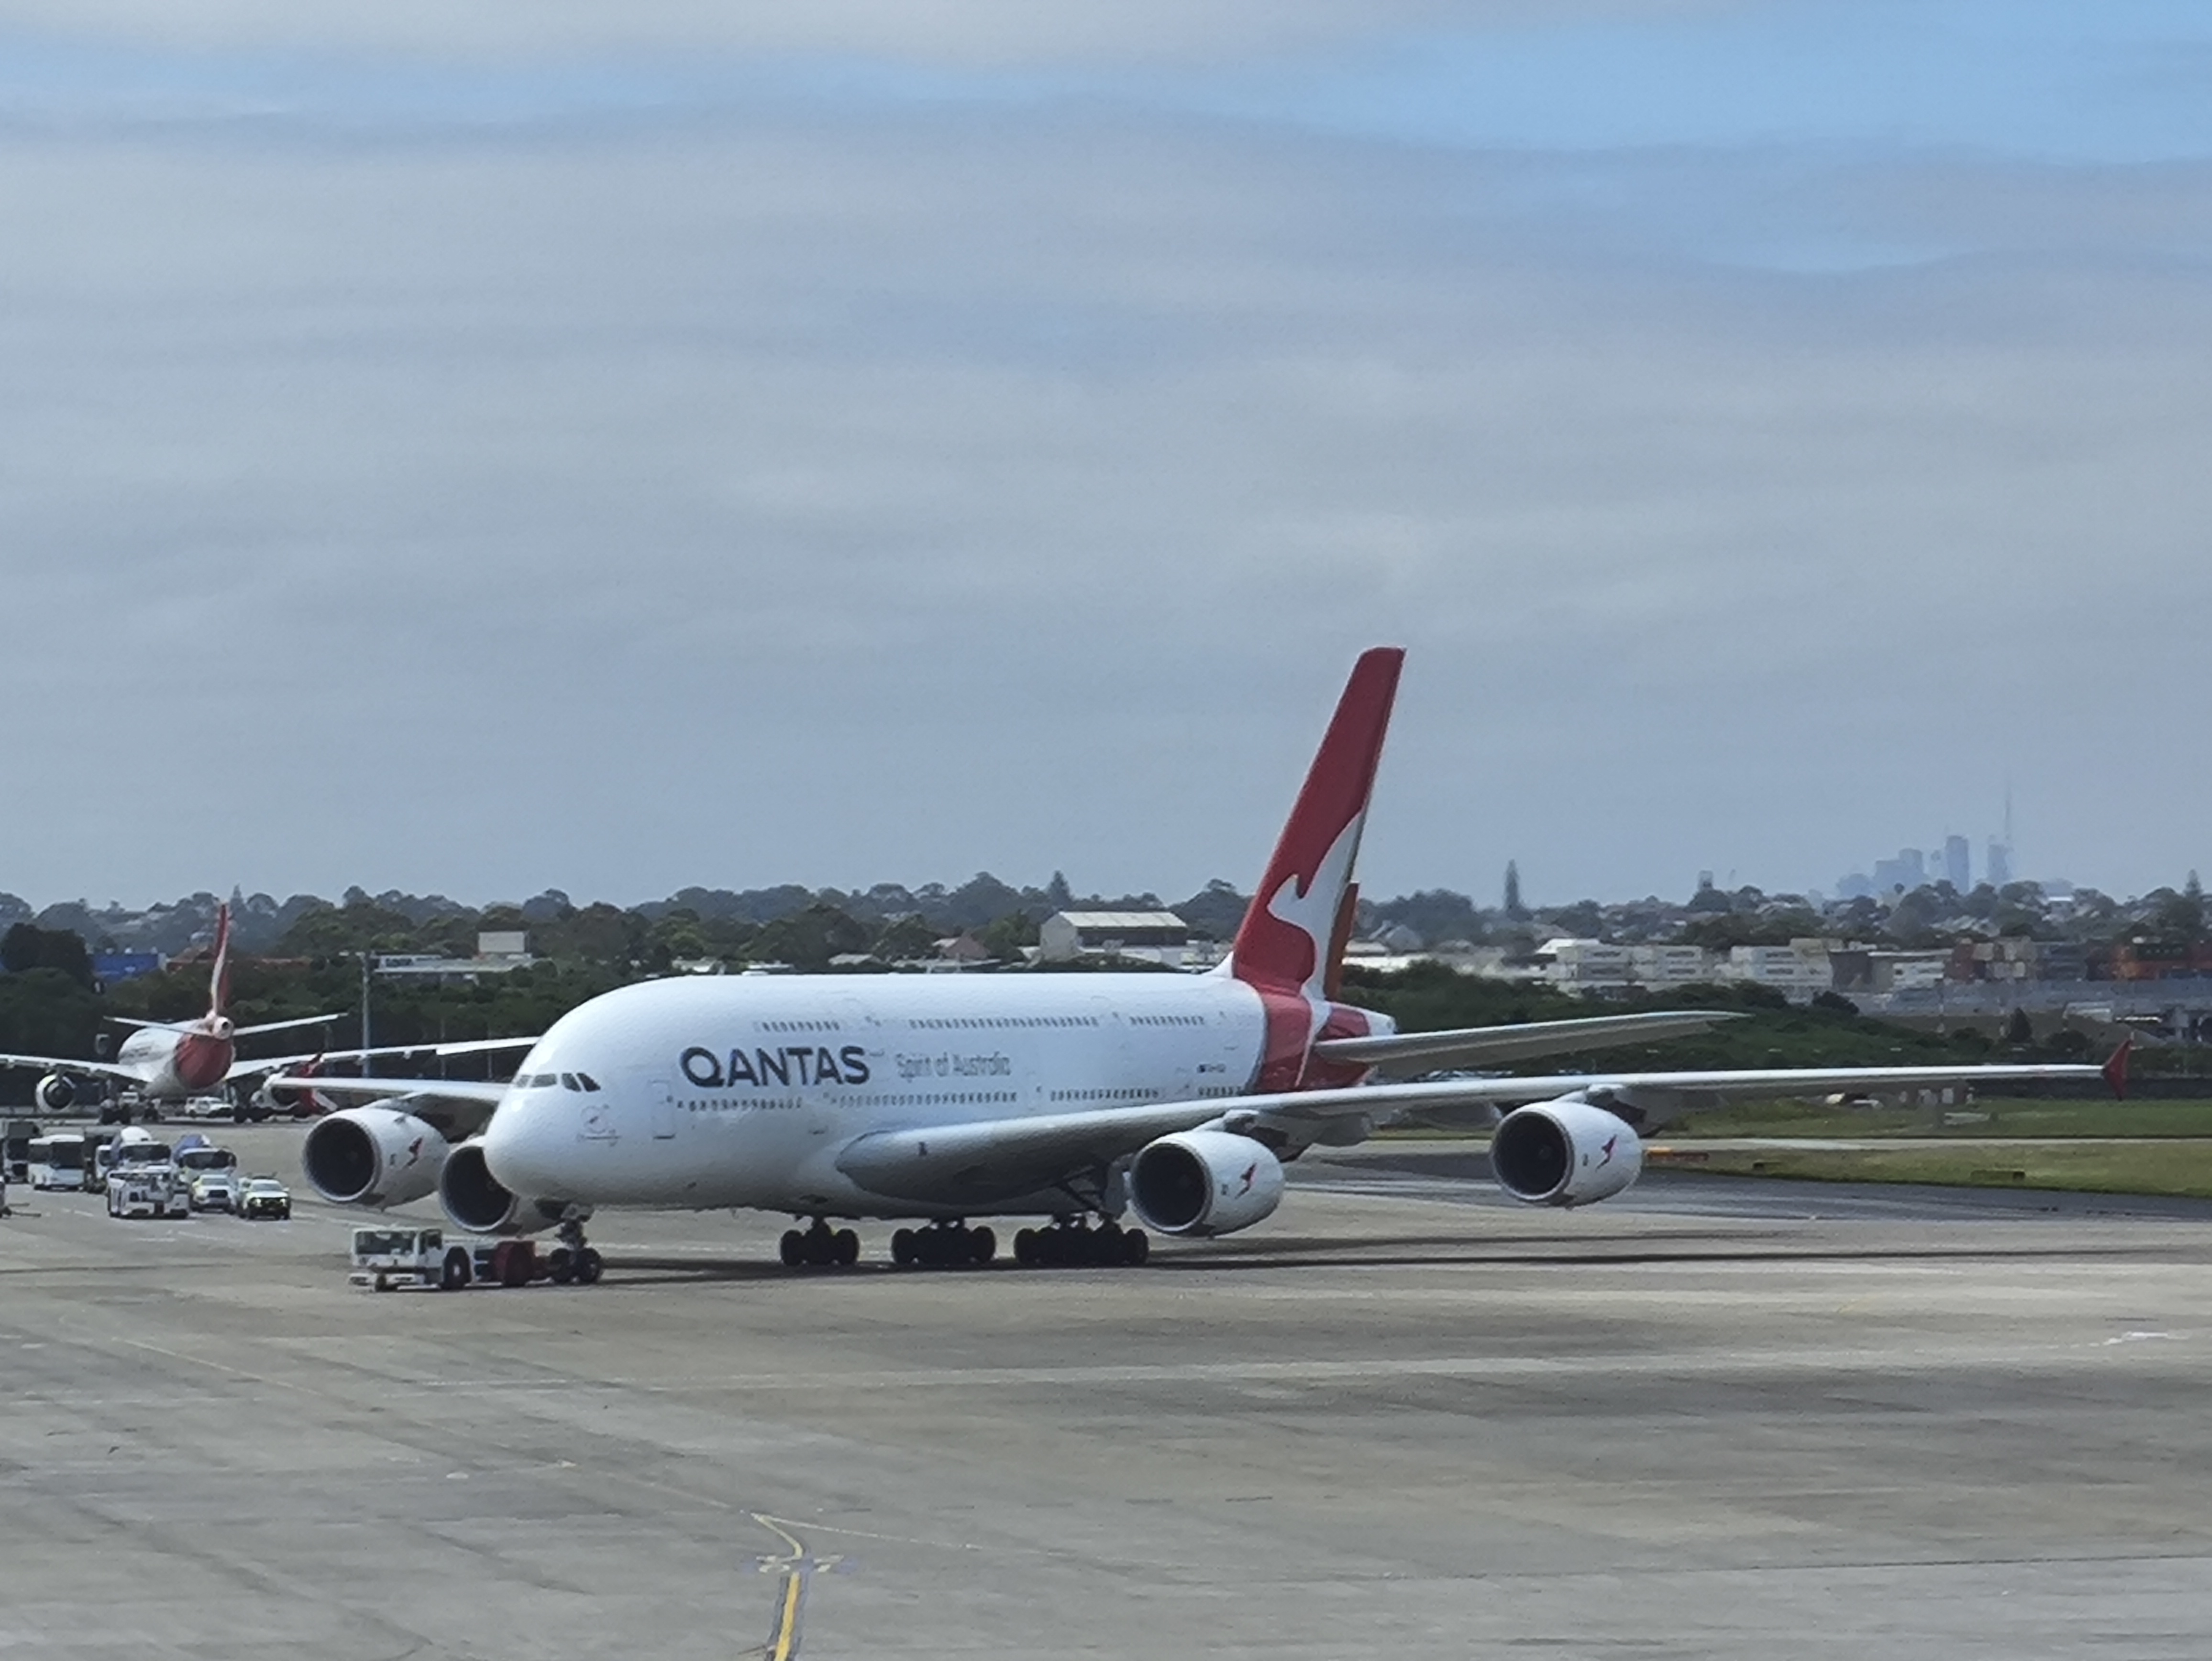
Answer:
xmin=4 ymin=1 xmax=2209 ymax=910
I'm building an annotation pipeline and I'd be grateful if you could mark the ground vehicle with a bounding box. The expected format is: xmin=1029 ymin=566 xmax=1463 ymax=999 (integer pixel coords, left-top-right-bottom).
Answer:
xmin=175 ymin=1136 xmax=238 ymax=1184
xmin=4 ymin=1120 xmax=40 ymax=1184
xmin=239 ymin=1177 xmax=292 ymax=1219
xmin=107 ymin=1144 xmax=188 ymax=1219
xmin=347 ymin=1227 xmax=588 ymax=1289
xmin=26 ymin=1132 xmax=87 ymax=1191
xmin=179 ymin=1096 xmax=234 ymax=1121
xmin=190 ymin=1170 xmax=242 ymax=1212
xmin=79 ymin=1129 xmax=119 ymax=1194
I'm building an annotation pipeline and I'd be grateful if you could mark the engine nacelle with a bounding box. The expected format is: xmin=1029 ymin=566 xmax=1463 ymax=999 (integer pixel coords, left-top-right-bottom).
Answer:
xmin=35 ymin=1073 xmax=76 ymax=1112
xmin=300 ymin=1106 xmax=449 ymax=1208
xmin=438 ymin=1138 xmax=561 ymax=1236
xmin=1128 ymin=1129 xmax=1284 ymax=1237
xmin=260 ymin=1064 xmax=329 ymax=1118
xmin=1491 ymin=1098 xmax=1643 ymax=1207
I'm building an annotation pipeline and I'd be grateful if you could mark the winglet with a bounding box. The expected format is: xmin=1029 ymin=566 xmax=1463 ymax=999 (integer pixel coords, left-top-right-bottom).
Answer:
xmin=1230 ymin=648 xmax=1404 ymax=997
xmin=2101 ymin=1034 xmax=2133 ymax=1101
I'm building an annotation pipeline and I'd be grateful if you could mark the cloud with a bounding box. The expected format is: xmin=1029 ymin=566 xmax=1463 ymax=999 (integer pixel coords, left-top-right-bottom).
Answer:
xmin=0 ymin=2 xmax=1732 ymax=69
xmin=0 ymin=92 xmax=2206 ymax=906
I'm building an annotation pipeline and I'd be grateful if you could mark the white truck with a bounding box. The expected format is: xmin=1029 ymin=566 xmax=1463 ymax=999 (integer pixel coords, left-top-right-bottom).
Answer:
xmin=105 ymin=1134 xmax=189 ymax=1220
xmin=347 ymin=1228 xmax=594 ymax=1291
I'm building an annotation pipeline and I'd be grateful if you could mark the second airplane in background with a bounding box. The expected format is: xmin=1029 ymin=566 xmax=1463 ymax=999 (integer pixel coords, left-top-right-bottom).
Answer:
xmin=286 ymin=647 xmax=2113 ymax=1279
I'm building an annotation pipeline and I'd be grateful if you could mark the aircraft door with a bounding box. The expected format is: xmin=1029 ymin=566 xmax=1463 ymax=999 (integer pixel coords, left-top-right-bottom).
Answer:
xmin=650 ymin=1077 xmax=678 ymax=1140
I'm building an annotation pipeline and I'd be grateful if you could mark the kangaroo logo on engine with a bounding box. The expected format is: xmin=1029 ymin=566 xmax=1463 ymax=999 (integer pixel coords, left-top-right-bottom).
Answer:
xmin=681 ymin=1044 xmax=872 ymax=1089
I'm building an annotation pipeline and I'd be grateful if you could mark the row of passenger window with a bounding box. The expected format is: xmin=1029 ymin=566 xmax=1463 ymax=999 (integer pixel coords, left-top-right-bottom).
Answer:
xmin=515 ymin=1072 xmax=602 ymax=1092
xmin=910 ymin=1015 xmax=1098 ymax=1030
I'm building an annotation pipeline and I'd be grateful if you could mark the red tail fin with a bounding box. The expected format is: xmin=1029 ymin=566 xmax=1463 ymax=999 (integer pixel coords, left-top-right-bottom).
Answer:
xmin=208 ymin=904 xmax=232 ymax=1019
xmin=1230 ymin=648 xmax=1404 ymax=997
xmin=2102 ymin=1034 xmax=2133 ymax=1100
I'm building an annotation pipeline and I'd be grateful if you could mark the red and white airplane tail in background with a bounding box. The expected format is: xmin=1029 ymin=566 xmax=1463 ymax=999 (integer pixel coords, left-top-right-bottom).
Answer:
xmin=206 ymin=903 xmax=233 ymax=1030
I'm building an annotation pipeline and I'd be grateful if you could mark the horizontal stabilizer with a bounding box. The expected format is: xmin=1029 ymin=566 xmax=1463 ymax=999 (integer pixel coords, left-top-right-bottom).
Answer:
xmin=1313 ymin=1009 xmax=1745 ymax=1074
xmin=106 ymin=1011 xmax=347 ymax=1036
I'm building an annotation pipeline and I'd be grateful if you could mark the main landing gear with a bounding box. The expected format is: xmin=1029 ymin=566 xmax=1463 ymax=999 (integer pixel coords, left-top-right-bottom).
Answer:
xmin=781 ymin=1218 xmax=861 ymax=1269
xmin=543 ymin=1217 xmax=605 ymax=1286
xmin=890 ymin=1220 xmax=995 ymax=1269
xmin=1013 ymin=1216 xmax=1149 ymax=1269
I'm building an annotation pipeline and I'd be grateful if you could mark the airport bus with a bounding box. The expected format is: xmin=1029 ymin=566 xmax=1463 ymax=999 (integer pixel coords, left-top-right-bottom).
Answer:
xmin=26 ymin=1132 xmax=87 ymax=1191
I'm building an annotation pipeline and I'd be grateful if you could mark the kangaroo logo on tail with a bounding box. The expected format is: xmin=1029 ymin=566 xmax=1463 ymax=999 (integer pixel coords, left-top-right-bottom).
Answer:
xmin=1228 ymin=647 xmax=1404 ymax=1089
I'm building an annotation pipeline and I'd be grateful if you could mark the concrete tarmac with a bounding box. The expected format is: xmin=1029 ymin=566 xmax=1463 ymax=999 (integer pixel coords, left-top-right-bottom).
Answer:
xmin=4 ymin=1125 xmax=2212 ymax=1659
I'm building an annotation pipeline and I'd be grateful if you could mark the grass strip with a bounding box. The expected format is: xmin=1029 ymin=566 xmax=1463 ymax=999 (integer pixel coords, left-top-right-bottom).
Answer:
xmin=1671 ymin=1098 xmax=2212 ymax=1140
xmin=1650 ymin=1141 xmax=2212 ymax=1200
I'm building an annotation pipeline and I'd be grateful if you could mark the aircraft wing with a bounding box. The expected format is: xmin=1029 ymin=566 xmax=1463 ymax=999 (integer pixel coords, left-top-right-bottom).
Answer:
xmin=1311 ymin=1009 xmax=1746 ymax=1075
xmin=833 ymin=1057 xmax=2110 ymax=1206
xmin=0 ymin=1052 xmax=148 ymax=1085
xmin=224 ymin=1035 xmax=539 ymax=1085
xmin=261 ymin=1074 xmax=510 ymax=1143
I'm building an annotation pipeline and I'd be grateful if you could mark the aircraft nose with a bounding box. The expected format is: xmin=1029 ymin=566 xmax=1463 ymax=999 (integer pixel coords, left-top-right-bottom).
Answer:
xmin=482 ymin=1090 xmax=571 ymax=1197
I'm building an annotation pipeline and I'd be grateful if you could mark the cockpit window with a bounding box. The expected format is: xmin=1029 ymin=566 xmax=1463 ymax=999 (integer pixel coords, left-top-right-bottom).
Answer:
xmin=560 ymin=1073 xmax=580 ymax=1091
xmin=576 ymin=1073 xmax=601 ymax=1092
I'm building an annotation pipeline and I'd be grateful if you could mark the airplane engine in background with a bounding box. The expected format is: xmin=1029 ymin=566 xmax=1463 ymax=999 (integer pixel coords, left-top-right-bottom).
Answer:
xmin=260 ymin=1062 xmax=332 ymax=1118
xmin=1128 ymin=1129 xmax=1285 ymax=1237
xmin=1490 ymin=1098 xmax=1644 ymax=1207
xmin=35 ymin=1073 xmax=75 ymax=1113
xmin=300 ymin=1106 xmax=449 ymax=1208
xmin=438 ymin=1138 xmax=565 ymax=1236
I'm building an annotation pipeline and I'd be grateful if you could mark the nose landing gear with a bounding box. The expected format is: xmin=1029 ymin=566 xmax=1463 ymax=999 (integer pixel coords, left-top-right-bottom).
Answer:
xmin=780 ymin=1218 xmax=860 ymax=1269
xmin=889 ymin=1220 xmax=996 ymax=1269
xmin=543 ymin=1216 xmax=604 ymax=1286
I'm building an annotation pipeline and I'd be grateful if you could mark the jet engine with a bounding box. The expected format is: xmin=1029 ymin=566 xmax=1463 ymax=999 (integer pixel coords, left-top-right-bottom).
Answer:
xmin=300 ymin=1105 xmax=449 ymax=1208
xmin=1128 ymin=1129 xmax=1284 ymax=1237
xmin=260 ymin=1063 xmax=330 ymax=1118
xmin=438 ymin=1138 xmax=561 ymax=1236
xmin=1490 ymin=1098 xmax=1643 ymax=1207
xmin=35 ymin=1073 xmax=76 ymax=1112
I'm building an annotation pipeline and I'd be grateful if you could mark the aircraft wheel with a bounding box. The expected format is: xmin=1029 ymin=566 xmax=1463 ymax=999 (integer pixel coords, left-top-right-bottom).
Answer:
xmin=545 ymin=1246 xmax=576 ymax=1285
xmin=779 ymin=1229 xmax=807 ymax=1268
xmin=969 ymin=1226 xmax=996 ymax=1265
xmin=1013 ymin=1228 xmax=1039 ymax=1267
xmin=834 ymin=1229 xmax=860 ymax=1267
xmin=891 ymin=1228 xmax=916 ymax=1266
xmin=1121 ymin=1228 xmax=1149 ymax=1266
xmin=574 ymin=1248 xmax=604 ymax=1285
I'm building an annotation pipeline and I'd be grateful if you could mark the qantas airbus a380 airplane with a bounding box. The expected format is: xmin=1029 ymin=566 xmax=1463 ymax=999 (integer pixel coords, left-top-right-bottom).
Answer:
xmin=288 ymin=649 xmax=2112 ymax=1281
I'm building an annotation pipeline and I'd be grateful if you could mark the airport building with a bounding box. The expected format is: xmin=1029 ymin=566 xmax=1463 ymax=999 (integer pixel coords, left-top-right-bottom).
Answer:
xmin=372 ymin=931 xmax=536 ymax=985
xmin=1037 ymin=911 xmax=1203 ymax=969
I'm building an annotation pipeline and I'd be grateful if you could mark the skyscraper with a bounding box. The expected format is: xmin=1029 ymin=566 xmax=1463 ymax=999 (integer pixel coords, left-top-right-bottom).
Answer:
xmin=1943 ymin=834 xmax=1971 ymax=892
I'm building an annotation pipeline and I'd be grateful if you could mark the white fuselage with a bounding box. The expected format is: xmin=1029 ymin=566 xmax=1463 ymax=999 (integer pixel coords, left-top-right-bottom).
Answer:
xmin=479 ymin=970 xmax=1362 ymax=1218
